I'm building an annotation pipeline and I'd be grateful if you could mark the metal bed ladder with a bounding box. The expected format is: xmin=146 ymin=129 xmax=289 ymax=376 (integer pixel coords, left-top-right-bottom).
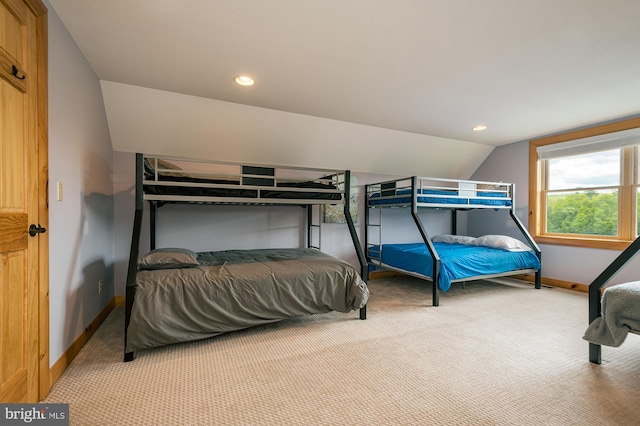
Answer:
xmin=306 ymin=204 xmax=322 ymax=250
xmin=365 ymin=203 xmax=383 ymax=267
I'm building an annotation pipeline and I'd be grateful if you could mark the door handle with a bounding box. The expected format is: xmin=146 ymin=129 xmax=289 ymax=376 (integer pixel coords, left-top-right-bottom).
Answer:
xmin=29 ymin=224 xmax=47 ymax=237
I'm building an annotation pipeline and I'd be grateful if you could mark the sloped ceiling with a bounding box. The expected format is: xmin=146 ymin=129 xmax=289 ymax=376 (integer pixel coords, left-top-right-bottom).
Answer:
xmin=101 ymin=81 xmax=492 ymax=176
xmin=49 ymin=0 xmax=640 ymax=176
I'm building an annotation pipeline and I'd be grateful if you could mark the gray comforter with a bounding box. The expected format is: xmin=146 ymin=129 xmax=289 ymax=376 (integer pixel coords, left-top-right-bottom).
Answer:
xmin=126 ymin=248 xmax=369 ymax=352
xmin=583 ymin=281 xmax=640 ymax=347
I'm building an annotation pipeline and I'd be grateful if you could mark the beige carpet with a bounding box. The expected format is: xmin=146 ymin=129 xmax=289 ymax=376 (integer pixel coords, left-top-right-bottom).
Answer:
xmin=43 ymin=276 xmax=640 ymax=425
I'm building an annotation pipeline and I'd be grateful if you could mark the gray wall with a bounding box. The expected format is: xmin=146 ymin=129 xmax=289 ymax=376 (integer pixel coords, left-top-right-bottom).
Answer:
xmin=469 ymin=140 xmax=640 ymax=286
xmin=47 ymin=0 xmax=114 ymax=366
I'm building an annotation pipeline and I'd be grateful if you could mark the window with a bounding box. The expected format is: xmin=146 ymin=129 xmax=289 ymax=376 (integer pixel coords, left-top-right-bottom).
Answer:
xmin=529 ymin=118 xmax=640 ymax=249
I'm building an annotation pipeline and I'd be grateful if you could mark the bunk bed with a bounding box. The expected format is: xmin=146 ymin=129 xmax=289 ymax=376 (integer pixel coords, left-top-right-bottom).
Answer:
xmin=365 ymin=176 xmax=542 ymax=306
xmin=583 ymin=236 xmax=640 ymax=364
xmin=124 ymin=154 xmax=369 ymax=361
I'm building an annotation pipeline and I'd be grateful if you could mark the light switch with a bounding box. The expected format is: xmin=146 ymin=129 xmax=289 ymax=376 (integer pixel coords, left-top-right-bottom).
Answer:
xmin=57 ymin=182 xmax=63 ymax=201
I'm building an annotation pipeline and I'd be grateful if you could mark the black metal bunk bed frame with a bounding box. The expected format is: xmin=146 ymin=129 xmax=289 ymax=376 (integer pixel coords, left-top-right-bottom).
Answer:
xmin=365 ymin=176 xmax=542 ymax=306
xmin=124 ymin=153 xmax=367 ymax=362
xmin=588 ymin=236 xmax=640 ymax=364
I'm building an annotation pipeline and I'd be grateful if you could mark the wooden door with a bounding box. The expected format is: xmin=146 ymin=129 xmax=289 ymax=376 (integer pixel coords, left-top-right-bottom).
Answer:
xmin=0 ymin=0 xmax=48 ymax=403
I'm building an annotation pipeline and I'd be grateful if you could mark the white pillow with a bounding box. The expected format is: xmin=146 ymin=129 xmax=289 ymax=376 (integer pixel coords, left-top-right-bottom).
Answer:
xmin=431 ymin=234 xmax=477 ymax=245
xmin=473 ymin=235 xmax=532 ymax=252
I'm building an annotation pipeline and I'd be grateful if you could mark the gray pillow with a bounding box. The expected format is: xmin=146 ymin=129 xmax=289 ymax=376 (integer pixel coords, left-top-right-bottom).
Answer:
xmin=138 ymin=248 xmax=199 ymax=270
xmin=432 ymin=234 xmax=477 ymax=245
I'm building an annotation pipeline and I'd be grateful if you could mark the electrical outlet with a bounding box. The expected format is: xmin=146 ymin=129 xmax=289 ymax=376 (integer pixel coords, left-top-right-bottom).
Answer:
xmin=98 ymin=280 xmax=103 ymax=294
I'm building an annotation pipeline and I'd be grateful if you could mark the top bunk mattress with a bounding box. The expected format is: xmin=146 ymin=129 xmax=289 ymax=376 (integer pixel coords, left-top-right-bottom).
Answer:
xmin=142 ymin=156 xmax=344 ymax=204
xmin=366 ymin=176 xmax=513 ymax=209
xmin=368 ymin=188 xmax=511 ymax=207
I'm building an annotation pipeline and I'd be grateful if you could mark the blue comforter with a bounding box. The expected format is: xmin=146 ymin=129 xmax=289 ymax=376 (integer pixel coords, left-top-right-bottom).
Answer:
xmin=369 ymin=242 xmax=540 ymax=291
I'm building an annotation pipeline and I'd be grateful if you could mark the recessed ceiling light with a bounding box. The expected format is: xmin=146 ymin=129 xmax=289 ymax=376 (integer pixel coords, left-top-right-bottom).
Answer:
xmin=235 ymin=75 xmax=255 ymax=86
xmin=472 ymin=125 xmax=488 ymax=131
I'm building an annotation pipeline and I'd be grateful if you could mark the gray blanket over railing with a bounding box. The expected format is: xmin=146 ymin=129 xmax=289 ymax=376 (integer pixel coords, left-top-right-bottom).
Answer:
xmin=583 ymin=281 xmax=640 ymax=347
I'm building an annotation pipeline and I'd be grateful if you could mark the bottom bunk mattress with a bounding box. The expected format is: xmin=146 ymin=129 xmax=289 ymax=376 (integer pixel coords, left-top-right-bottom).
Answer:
xmin=126 ymin=248 xmax=369 ymax=352
xmin=369 ymin=242 xmax=540 ymax=292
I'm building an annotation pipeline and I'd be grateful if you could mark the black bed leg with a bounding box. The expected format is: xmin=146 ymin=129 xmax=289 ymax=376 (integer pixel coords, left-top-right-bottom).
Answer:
xmin=589 ymin=343 xmax=601 ymax=364
xmin=124 ymin=351 xmax=135 ymax=362
xmin=359 ymin=305 xmax=367 ymax=320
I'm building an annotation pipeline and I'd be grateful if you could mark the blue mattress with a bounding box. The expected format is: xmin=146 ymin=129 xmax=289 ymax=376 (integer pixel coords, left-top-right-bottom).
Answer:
xmin=369 ymin=242 xmax=540 ymax=292
xmin=369 ymin=189 xmax=511 ymax=207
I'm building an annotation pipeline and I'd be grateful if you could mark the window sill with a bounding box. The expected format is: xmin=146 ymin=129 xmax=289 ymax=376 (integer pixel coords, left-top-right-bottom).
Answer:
xmin=533 ymin=235 xmax=633 ymax=250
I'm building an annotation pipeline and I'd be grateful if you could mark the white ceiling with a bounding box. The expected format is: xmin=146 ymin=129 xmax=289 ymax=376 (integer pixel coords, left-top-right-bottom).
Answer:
xmin=48 ymin=0 xmax=640 ymax=147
